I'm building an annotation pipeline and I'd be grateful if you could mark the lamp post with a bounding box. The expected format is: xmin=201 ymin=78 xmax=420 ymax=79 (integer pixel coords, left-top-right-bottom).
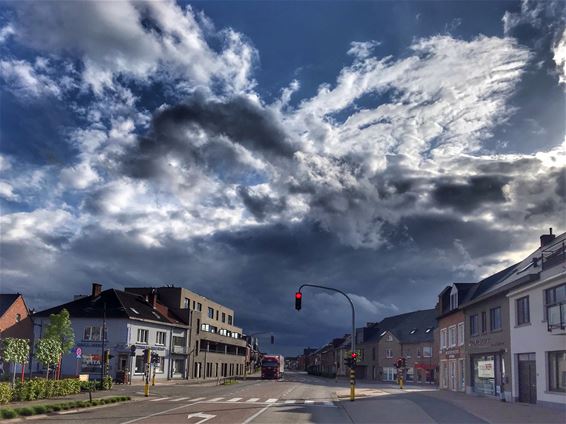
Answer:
xmin=296 ymin=283 xmax=356 ymax=401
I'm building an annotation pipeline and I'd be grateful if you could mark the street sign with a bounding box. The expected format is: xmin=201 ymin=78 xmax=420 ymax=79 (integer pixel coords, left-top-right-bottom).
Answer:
xmin=75 ymin=347 xmax=82 ymax=358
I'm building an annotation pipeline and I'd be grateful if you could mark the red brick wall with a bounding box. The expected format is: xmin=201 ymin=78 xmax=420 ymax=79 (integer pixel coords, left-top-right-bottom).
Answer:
xmin=0 ymin=296 xmax=33 ymax=340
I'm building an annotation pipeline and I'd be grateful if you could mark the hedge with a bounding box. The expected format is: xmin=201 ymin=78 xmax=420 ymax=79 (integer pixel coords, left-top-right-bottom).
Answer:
xmin=0 ymin=384 xmax=12 ymax=405
xmin=0 ymin=396 xmax=131 ymax=419
xmin=12 ymin=378 xmax=81 ymax=402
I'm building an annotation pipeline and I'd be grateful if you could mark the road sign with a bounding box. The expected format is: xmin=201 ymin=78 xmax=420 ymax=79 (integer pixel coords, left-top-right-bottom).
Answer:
xmin=75 ymin=347 xmax=82 ymax=358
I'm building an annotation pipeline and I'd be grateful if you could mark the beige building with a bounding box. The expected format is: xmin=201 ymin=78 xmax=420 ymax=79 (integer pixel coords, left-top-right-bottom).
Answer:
xmin=126 ymin=286 xmax=247 ymax=380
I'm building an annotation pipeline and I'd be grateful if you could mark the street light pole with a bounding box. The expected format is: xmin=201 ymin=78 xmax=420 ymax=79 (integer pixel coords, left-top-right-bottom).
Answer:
xmin=297 ymin=283 xmax=356 ymax=401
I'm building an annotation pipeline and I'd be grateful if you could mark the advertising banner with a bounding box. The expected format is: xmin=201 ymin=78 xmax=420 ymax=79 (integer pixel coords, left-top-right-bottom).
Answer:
xmin=477 ymin=360 xmax=494 ymax=378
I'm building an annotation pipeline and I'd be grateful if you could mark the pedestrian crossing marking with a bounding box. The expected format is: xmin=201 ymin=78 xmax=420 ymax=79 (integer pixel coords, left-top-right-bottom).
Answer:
xmin=228 ymin=397 xmax=242 ymax=402
xmin=246 ymin=398 xmax=260 ymax=402
xmin=150 ymin=397 xmax=170 ymax=402
xmin=266 ymin=398 xmax=278 ymax=403
xmin=209 ymin=397 xmax=224 ymax=402
xmin=170 ymin=397 xmax=190 ymax=402
xmin=284 ymin=400 xmax=295 ymax=404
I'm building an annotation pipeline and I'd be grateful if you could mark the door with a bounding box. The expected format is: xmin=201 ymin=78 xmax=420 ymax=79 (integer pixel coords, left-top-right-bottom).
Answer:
xmin=449 ymin=360 xmax=457 ymax=391
xmin=518 ymin=353 xmax=536 ymax=404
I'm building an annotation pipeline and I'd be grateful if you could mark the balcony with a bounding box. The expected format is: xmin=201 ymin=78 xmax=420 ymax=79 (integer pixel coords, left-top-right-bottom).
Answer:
xmin=547 ymin=303 xmax=565 ymax=331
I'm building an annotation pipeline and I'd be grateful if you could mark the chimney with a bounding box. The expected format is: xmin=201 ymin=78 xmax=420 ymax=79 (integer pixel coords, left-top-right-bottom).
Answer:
xmin=540 ymin=228 xmax=556 ymax=248
xmin=150 ymin=289 xmax=157 ymax=309
xmin=91 ymin=283 xmax=102 ymax=297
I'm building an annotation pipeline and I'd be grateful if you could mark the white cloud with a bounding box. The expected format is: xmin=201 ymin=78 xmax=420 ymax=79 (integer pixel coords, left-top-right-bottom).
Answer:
xmin=0 ymin=58 xmax=61 ymax=98
xmin=0 ymin=181 xmax=18 ymax=201
xmin=0 ymin=24 xmax=15 ymax=43
xmin=554 ymin=29 xmax=566 ymax=84
xmin=347 ymin=40 xmax=381 ymax=60
xmin=60 ymin=161 xmax=100 ymax=190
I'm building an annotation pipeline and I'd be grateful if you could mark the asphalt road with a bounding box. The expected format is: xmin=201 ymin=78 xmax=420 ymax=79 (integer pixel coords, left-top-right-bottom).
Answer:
xmin=27 ymin=372 xmax=515 ymax=424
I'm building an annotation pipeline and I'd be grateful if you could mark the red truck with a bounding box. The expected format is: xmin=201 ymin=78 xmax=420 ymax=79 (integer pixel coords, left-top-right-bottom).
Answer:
xmin=261 ymin=355 xmax=284 ymax=379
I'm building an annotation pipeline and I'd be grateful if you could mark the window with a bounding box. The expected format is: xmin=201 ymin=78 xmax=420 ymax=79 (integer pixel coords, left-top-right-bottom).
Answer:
xmin=228 ymin=315 xmax=232 ymax=325
xmin=134 ymin=355 xmax=145 ymax=373
xmin=84 ymin=326 xmax=105 ymax=341
xmin=196 ymin=319 xmax=200 ymax=334
xmin=192 ymin=300 xmax=196 ymax=309
xmin=216 ymin=311 xmax=219 ymax=320
xmin=516 ymin=296 xmax=530 ymax=325
xmin=423 ymin=346 xmax=432 ymax=357
xmin=440 ymin=328 xmax=447 ymax=349
xmin=222 ymin=312 xmax=226 ymax=323
xmin=490 ymin=307 xmax=502 ymax=331
xmin=137 ymin=329 xmax=149 ymax=344
xmin=15 ymin=314 xmax=21 ymax=322
xmin=417 ymin=347 xmax=421 ymax=358
xmin=387 ymin=334 xmax=393 ymax=342
xmin=545 ymin=283 xmax=566 ymax=325
xmin=457 ymin=322 xmax=464 ymax=346
xmin=208 ymin=307 xmax=214 ymax=319
xmin=481 ymin=311 xmax=487 ymax=333
xmin=184 ymin=298 xmax=190 ymax=309
xmin=197 ymin=303 xmax=202 ymax=311
xmin=470 ymin=314 xmax=479 ymax=336
xmin=201 ymin=323 xmax=210 ymax=332
xmin=406 ymin=350 xmax=411 ymax=358
xmin=156 ymin=331 xmax=166 ymax=345
xmin=386 ymin=349 xmax=393 ymax=358
xmin=448 ymin=325 xmax=456 ymax=347
xmin=450 ymin=287 xmax=458 ymax=310
xmin=548 ymin=351 xmax=566 ymax=392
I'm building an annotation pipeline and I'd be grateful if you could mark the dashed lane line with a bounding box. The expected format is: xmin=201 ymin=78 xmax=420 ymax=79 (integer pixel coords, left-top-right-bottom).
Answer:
xmin=208 ymin=397 xmax=225 ymax=402
xmin=228 ymin=397 xmax=242 ymax=402
xmin=265 ymin=398 xmax=278 ymax=403
xmin=246 ymin=398 xmax=260 ymax=402
xmin=149 ymin=397 xmax=170 ymax=402
xmin=170 ymin=397 xmax=190 ymax=402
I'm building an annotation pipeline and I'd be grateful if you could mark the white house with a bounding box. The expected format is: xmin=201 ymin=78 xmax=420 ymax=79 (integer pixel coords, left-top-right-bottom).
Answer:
xmin=507 ymin=230 xmax=566 ymax=407
xmin=31 ymin=283 xmax=191 ymax=382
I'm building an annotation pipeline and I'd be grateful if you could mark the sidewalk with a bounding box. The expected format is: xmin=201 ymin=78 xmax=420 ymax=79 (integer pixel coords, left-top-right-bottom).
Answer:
xmin=418 ymin=390 xmax=566 ymax=424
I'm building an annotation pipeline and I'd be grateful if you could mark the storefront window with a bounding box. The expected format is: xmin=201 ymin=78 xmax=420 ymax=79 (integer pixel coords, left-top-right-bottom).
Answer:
xmin=548 ymin=351 xmax=566 ymax=392
xmin=472 ymin=355 xmax=496 ymax=395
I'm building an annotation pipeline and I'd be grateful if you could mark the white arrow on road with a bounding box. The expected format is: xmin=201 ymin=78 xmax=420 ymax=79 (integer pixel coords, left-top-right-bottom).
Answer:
xmin=187 ymin=412 xmax=216 ymax=424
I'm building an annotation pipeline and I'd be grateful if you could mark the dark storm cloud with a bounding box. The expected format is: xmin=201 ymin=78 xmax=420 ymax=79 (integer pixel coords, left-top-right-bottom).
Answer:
xmin=475 ymin=158 xmax=540 ymax=174
xmin=122 ymin=95 xmax=296 ymax=180
xmin=431 ymin=175 xmax=510 ymax=212
xmin=237 ymin=186 xmax=287 ymax=221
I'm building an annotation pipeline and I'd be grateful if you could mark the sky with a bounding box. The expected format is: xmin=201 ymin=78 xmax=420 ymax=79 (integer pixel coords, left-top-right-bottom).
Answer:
xmin=0 ymin=0 xmax=564 ymax=356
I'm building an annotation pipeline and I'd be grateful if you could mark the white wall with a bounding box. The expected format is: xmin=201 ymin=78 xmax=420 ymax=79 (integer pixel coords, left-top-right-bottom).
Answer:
xmin=508 ymin=271 xmax=566 ymax=406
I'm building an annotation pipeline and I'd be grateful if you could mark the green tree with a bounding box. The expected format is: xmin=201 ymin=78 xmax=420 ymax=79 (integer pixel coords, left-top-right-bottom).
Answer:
xmin=34 ymin=338 xmax=62 ymax=380
xmin=2 ymin=338 xmax=30 ymax=386
xmin=44 ymin=309 xmax=75 ymax=379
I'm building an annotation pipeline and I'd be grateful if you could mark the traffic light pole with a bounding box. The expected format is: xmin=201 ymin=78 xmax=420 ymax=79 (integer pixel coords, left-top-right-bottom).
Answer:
xmin=296 ymin=284 xmax=356 ymax=401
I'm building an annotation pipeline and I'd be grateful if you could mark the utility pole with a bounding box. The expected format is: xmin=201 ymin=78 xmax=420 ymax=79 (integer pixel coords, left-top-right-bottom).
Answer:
xmin=295 ymin=283 xmax=356 ymax=401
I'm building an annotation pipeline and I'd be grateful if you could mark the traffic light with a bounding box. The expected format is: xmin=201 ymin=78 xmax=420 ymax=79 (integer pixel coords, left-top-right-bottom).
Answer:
xmin=151 ymin=352 xmax=160 ymax=364
xmin=270 ymin=335 xmax=275 ymax=344
xmin=143 ymin=348 xmax=150 ymax=363
xmin=395 ymin=358 xmax=403 ymax=368
xmin=130 ymin=345 xmax=136 ymax=357
xmin=402 ymin=357 xmax=406 ymax=368
xmin=295 ymin=292 xmax=302 ymax=311
xmin=344 ymin=357 xmax=353 ymax=368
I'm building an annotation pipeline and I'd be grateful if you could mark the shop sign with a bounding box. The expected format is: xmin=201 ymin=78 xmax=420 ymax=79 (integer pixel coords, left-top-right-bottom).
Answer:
xmin=477 ymin=360 xmax=494 ymax=378
xmin=81 ymin=354 xmax=102 ymax=373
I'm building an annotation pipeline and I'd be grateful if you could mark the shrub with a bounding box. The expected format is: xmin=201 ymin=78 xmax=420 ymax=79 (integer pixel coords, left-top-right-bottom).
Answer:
xmin=13 ymin=378 xmax=81 ymax=401
xmin=97 ymin=376 xmax=113 ymax=391
xmin=80 ymin=381 xmax=97 ymax=392
xmin=0 ymin=408 xmax=17 ymax=419
xmin=32 ymin=405 xmax=47 ymax=414
xmin=15 ymin=407 xmax=33 ymax=416
xmin=0 ymin=383 xmax=12 ymax=404
xmin=51 ymin=404 xmax=61 ymax=412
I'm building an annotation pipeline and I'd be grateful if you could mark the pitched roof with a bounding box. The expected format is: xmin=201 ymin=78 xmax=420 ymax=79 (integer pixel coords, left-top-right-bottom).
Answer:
xmin=373 ymin=309 xmax=436 ymax=343
xmin=0 ymin=294 xmax=21 ymax=316
xmin=34 ymin=289 xmax=185 ymax=327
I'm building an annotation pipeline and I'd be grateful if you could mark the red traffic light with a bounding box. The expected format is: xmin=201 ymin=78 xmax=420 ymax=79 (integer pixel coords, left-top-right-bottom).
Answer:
xmin=295 ymin=292 xmax=302 ymax=299
xmin=295 ymin=292 xmax=302 ymax=311
xmin=351 ymin=352 xmax=358 ymax=358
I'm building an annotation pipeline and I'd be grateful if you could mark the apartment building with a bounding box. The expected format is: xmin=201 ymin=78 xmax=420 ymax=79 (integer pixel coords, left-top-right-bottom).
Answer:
xmin=126 ymin=286 xmax=246 ymax=380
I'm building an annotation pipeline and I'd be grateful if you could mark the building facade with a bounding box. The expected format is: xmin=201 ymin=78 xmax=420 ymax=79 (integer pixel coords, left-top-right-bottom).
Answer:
xmin=437 ymin=283 xmax=475 ymax=392
xmin=126 ymin=286 xmax=247 ymax=380
xmin=507 ymin=231 xmax=565 ymax=407
xmin=32 ymin=284 xmax=190 ymax=381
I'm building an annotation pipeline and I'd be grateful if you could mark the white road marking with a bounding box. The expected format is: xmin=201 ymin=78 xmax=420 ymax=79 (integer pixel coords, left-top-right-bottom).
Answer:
xmin=242 ymin=404 xmax=273 ymax=424
xmin=323 ymin=401 xmax=334 ymax=406
xmin=265 ymin=398 xmax=278 ymax=403
xmin=228 ymin=397 xmax=242 ymax=402
xmin=170 ymin=397 xmax=190 ymax=402
xmin=246 ymin=398 xmax=260 ymax=402
xmin=304 ymin=400 xmax=314 ymax=404
xmin=187 ymin=412 xmax=216 ymax=424
xmin=120 ymin=401 xmax=202 ymax=424
xmin=150 ymin=397 xmax=170 ymax=402
xmin=284 ymin=400 xmax=296 ymax=404
xmin=208 ymin=397 xmax=224 ymax=402
xmin=190 ymin=397 xmax=206 ymax=402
